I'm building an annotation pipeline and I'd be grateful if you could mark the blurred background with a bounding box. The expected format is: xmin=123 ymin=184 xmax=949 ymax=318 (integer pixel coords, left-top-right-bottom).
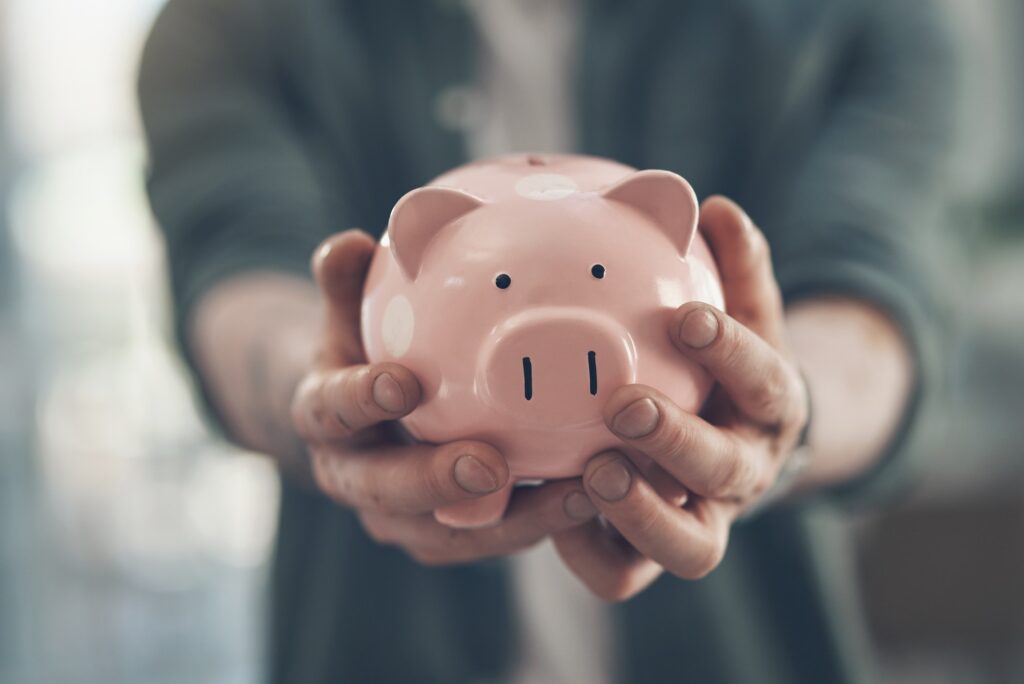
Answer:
xmin=0 ymin=1 xmax=277 ymax=683
xmin=0 ymin=1 xmax=1022 ymax=683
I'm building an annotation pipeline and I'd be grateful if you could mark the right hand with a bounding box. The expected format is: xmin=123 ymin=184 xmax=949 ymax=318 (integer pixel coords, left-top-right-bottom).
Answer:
xmin=290 ymin=230 xmax=597 ymax=565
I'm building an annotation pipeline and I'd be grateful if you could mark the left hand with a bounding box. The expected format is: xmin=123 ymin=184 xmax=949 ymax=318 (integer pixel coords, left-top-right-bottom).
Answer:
xmin=553 ymin=196 xmax=810 ymax=601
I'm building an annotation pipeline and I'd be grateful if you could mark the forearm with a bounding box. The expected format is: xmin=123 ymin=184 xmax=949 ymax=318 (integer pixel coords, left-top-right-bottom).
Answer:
xmin=189 ymin=272 xmax=320 ymax=479
xmin=785 ymin=297 xmax=914 ymax=491
xmin=140 ymin=0 xmax=336 ymax=474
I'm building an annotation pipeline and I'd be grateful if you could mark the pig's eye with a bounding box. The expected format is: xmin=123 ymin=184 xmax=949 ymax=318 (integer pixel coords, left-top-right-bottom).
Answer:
xmin=495 ymin=273 xmax=512 ymax=289
xmin=591 ymin=264 xmax=606 ymax=279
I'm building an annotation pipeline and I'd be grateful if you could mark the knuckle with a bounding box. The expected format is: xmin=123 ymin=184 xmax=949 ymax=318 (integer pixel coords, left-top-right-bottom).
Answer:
xmin=331 ymin=411 xmax=354 ymax=437
xmin=289 ymin=400 xmax=309 ymax=438
xmin=327 ymin=462 xmax=376 ymax=510
xmin=750 ymin=368 xmax=790 ymax=422
xmin=743 ymin=226 xmax=770 ymax=265
xmin=361 ymin=480 xmax=385 ymax=510
xmin=309 ymin=409 xmax=328 ymax=434
xmin=748 ymin=473 xmax=772 ymax=501
xmin=787 ymin=377 xmax=811 ymax=433
xmin=628 ymin=505 xmax=664 ymax=541
xmin=652 ymin=415 xmax=695 ymax=461
xmin=310 ymin=452 xmax=353 ymax=506
xmin=764 ymin=280 xmax=784 ymax=312
xmin=293 ymin=372 xmax=321 ymax=404
xmin=706 ymin=451 xmax=752 ymax=499
xmin=443 ymin=526 xmax=473 ymax=549
xmin=481 ymin=522 xmax=533 ymax=557
xmin=359 ymin=516 xmax=392 ymax=545
xmin=731 ymin=233 xmax=764 ymax=276
xmin=753 ymin=228 xmax=771 ymax=257
xmin=686 ymin=538 xmax=726 ymax=580
xmin=591 ymin=575 xmax=641 ymax=603
xmin=506 ymin=523 xmax=543 ymax=552
xmin=333 ymin=475 xmax=361 ymax=507
xmin=408 ymin=548 xmax=446 ymax=566
xmin=467 ymin=539 xmax=508 ymax=561
xmin=291 ymin=397 xmax=321 ymax=441
xmin=716 ymin=323 xmax=747 ymax=367
xmin=310 ymin=453 xmax=335 ymax=494
xmin=481 ymin=521 xmax=513 ymax=548
xmin=729 ymin=304 xmax=762 ymax=329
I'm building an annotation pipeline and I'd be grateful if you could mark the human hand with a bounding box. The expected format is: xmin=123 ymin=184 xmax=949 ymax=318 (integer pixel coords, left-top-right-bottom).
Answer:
xmin=553 ymin=197 xmax=809 ymax=600
xmin=292 ymin=230 xmax=597 ymax=565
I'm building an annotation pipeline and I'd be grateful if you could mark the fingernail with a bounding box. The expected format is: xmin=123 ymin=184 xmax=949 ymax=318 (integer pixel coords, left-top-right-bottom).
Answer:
xmin=563 ymin=491 xmax=598 ymax=521
xmin=611 ymin=398 xmax=660 ymax=438
xmin=372 ymin=372 xmax=406 ymax=413
xmin=589 ymin=458 xmax=632 ymax=502
xmin=678 ymin=308 xmax=719 ymax=349
xmin=454 ymin=455 xmax=499 ymax=494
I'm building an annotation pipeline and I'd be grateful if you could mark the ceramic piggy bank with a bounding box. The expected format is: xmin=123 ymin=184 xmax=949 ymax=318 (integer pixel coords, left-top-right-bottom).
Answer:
xmin=360 ymin=154 xmax=724 ymax=522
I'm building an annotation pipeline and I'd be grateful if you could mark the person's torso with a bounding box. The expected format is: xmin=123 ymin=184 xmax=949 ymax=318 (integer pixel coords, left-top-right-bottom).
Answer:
xmin=259 ymin=1 xmax=877 ymax=682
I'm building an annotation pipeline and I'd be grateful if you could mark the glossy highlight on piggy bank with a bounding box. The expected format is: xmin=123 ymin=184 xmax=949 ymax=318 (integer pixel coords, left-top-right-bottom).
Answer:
xmin=361 ymin=154 xmax=724 ymax=513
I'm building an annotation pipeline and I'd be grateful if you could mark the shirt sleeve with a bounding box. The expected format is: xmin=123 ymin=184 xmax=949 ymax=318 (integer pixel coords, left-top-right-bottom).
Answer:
xmin=138 ymin=0 xmax=333 ymax=370
xmin=762 ymin=1 xmax=960 ymax=507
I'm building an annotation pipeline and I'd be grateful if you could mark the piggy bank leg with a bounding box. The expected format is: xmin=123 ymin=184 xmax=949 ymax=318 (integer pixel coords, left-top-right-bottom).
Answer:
xmin=434 ymin=482 xmax=514 ymax=529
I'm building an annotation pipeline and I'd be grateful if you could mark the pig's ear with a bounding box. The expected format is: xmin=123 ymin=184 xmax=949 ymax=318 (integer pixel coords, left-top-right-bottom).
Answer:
xmin=601 ymin=170 xmax=699 ymax=256
xmin=388 ymin=186 xmax=485 ymax=280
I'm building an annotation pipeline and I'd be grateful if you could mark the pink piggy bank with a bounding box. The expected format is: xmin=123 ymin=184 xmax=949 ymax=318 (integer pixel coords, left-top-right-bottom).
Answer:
xmin=360 ymin=154 xmax=724 ymax=524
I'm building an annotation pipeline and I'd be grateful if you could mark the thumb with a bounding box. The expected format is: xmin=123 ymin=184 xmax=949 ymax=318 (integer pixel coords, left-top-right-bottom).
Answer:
xmin=697 ymin=196 xmax=785 ymax=348
xmin=312 ymin=229 xmax=378 ymax=364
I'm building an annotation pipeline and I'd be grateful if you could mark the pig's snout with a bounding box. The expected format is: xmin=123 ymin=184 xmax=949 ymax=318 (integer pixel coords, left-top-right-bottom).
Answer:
xmin=479 ymin=308 xmax=637 ymax=429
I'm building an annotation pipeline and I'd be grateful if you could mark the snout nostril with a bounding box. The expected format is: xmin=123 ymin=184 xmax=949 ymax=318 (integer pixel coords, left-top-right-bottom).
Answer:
xmin=588 ymin=351 xmax=598 ymax=396
xmin=522 ymin=357 xmax=533 ymax=400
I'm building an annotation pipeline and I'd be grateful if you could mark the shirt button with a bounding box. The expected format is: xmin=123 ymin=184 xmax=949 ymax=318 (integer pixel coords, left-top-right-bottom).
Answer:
xmin=433 ymin=84 xmax=488 ymax=133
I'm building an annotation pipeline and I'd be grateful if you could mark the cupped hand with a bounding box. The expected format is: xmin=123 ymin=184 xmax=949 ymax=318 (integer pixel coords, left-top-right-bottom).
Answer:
xmin=292 ymin=230 xmax=596 ymax=565
xmin=553 ymin=196 xmax=810 ymax=601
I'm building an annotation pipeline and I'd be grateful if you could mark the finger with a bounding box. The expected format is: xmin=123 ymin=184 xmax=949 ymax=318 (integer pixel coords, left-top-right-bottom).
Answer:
xmin=583 ymin=452 xmax=731 ymax=580
xmin=698 ymin=196 xmax=784 ymax=345
xmin=359 ymin=479 xmax=597 ymax=564
xmin=552 ymin=519 xmax=663 ymax=602
xmin=291 ymin=361 xmax=422 ymax=442
xmin=605 ymin=385 xmax=768 ymax=500
xmin=311 ymin=439 xmax=509 ymax=514
xmin=670 ymin=303 xmax=806 ymax=429
xmin=312 ymin=230 xmax=377 ymax=363
xmin=641 ymin=461 xmax=689 ymax=508
xmin=434 ymin=482 xmax=514 ymax=529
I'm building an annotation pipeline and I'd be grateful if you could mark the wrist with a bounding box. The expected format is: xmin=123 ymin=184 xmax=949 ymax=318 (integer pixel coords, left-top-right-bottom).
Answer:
xmin=784 ymin=297 xmax=914 ymax=490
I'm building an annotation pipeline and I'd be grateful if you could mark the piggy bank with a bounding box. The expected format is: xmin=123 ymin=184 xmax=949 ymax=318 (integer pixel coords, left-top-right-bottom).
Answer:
xmin=360 ymin=154 xmax=723 ymax=523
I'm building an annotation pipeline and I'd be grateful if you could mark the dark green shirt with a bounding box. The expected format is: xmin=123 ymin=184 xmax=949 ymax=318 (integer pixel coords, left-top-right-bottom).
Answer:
xmin=138 ymin=1 xmax=957 ymax=681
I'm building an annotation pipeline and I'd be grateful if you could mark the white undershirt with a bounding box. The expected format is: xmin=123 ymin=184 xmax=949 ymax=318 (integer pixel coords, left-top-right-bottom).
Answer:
xmin=461 ymin=2 xmax=614 ymax=683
